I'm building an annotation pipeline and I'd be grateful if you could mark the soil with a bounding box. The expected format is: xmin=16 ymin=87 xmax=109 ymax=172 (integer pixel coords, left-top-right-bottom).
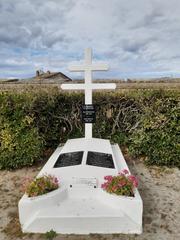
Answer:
xmin=0 ymin=159 xmax=180 ymax=240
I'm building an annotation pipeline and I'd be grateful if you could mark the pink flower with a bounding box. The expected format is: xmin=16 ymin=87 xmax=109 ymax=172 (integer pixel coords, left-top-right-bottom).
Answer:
xmin=133 ymin=179 xmax=138 ymax=188
xmin=101 ymin=183 xmax=105 ymax=189
xmin=118 ymin=169 xmax=129 ymax=175
xmin=122 ymin=169 xmax=129 ymax=175
xmin=104 ymin=175 xmax=113 ymax=182
xmin=112 ymin=186 xmax=118 ymax=192
xmin=102 ymin=172 xmax=138 ymax=197
xmin=54 ymin=177 xmax=59 ymax=184
xmin=118 ymin=180 xmax=126 ymax=187
xmin=128 ymin=175 xmax=138 ymax=188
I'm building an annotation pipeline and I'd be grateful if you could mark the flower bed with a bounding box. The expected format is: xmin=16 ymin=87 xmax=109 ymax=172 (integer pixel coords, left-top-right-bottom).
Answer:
xmin=22 ymin=174 xmax=59 ymax=197
xmin=101 ymin=169 xmax=138 ymax=197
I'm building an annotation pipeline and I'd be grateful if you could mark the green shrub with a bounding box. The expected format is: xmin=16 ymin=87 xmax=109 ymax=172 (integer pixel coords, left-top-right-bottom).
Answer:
xmin=0 ymin=90 xmax=179 ymax=169
xmin=30 ymin=92 xmax=84 ymax=147
xmin=0 ymin=93 xmax=43 ymax=169
xmin=129 ymin=90 xmax=180 ymax=168
xmin=93 ymin=92 xmax=142 ymax=143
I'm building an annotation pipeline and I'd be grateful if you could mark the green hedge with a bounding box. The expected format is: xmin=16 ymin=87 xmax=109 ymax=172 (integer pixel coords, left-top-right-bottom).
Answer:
xmin=0 ymin=94 xmax=43 ymax=169
xmin=128 ymin=91 xmax=180 ymax=167
xmin=0 ymin=90 xmax=179 ymax=169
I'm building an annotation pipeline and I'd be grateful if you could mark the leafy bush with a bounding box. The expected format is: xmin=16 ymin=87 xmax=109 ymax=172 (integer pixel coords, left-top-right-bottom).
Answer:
xmin=0 ymin=90 xmax=179 ymax=169
xmin=0 ymin=93 xmax=43 ymax=169
xmin=129 ymin=90 xmax=180 ymax=168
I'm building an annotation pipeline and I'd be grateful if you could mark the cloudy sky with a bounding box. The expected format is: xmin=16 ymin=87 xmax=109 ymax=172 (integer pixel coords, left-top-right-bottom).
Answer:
xmin=0 ymin=0 xmax=180 ymax=79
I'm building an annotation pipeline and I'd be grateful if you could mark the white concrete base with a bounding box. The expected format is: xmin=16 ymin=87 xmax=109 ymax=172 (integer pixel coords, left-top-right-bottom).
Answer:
xmin=19 ymin=138 xmax=143 ymax=234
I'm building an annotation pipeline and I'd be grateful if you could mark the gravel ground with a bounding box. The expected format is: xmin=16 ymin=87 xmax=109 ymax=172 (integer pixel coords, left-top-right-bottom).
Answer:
xmin=0 ymin=158 xmax=180 ymax=240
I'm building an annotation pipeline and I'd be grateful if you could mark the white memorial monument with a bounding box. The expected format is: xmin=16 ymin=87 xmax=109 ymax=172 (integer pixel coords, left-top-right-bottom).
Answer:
xmin=19 ymin=48 xmax=143 ymax=234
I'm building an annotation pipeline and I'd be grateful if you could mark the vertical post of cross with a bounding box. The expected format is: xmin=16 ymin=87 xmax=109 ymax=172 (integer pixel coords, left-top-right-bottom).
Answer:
xmin=84 ymin=48 xmax=93 ymax=138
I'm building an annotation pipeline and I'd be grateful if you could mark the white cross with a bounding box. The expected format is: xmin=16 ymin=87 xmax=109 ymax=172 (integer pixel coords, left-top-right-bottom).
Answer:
xmin=61 ymin=48 xmax=116 ymax=139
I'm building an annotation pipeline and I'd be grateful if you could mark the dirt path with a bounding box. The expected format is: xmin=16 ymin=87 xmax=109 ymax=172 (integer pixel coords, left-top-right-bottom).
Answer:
xmin=0 ymin=160 xmax=180 ymax=240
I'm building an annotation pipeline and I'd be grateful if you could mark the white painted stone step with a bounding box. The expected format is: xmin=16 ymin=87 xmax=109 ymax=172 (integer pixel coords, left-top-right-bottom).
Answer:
xmin=23 ymin=198 xmax=141 ymax=234
xmin=39 ymin=197 xmax=124 ymax=218
xmin=24 ymin=215 xmax=139 ymax=234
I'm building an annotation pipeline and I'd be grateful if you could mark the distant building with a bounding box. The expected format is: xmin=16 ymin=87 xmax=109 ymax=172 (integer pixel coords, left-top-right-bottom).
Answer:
xmin=26 ymin=70 xmax=72 ymax=84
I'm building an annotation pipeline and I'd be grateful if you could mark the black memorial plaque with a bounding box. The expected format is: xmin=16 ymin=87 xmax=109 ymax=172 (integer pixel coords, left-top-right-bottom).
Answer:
xmin=81 ymin=104 xmax=96 ymax=123
xmin=53 ymin=151 xmax=84 ymax=168
xmin=86 ymin=151 xmax=115 ymax=169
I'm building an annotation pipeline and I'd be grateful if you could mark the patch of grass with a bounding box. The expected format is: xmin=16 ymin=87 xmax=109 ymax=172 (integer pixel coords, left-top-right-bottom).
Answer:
xmin=44 ymin=229 xmax=57 ymax=240
xmin=2 ymin=211 xmax=38 ymax=239
xmin=2 ymin=212 xmax=25 ymax=238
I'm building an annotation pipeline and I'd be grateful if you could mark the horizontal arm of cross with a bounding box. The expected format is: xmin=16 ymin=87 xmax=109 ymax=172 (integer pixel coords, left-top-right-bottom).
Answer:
xmin=61 ymin=84 xmax=85 ymax=90
xmin=61 ymin=83 xmax=116 ymax=90
xmin=91 ymin=83 xmax=116 ymax=89
xmin=68 ymin=64 xmax=109 ymax=72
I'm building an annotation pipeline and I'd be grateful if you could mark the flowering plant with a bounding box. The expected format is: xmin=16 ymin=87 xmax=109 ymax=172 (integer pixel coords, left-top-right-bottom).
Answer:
xmin=22 ymin=174 xmax=59 ymax=197
xmin=101 ymin=169 xmax=138 ymax=197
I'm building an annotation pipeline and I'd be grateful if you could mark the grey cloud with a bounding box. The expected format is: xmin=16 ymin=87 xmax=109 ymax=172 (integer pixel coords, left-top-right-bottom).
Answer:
xmin=0 ymin=0 xmax=73 ymax=49
xmin=0 ymin=0 xmax=180 ymax=78
xmin=121 ymin=39 xmax=149 ymax=54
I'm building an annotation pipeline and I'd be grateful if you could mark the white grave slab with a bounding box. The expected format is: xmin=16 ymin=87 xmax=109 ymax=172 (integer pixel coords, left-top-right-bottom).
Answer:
xmin=19 ymin=138 xmax=142 ymax=234
xmin=18 ymin=48 xmax=143 ymax=234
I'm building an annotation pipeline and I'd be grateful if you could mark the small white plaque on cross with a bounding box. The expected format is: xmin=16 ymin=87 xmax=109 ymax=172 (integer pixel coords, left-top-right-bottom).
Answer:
xmin=61 ymin=48 xmax=116 ymax=139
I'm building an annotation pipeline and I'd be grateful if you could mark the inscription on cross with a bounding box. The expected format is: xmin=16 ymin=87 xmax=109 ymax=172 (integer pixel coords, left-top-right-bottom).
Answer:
xmin=61 ymin=48 xmax=116 ymax=139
